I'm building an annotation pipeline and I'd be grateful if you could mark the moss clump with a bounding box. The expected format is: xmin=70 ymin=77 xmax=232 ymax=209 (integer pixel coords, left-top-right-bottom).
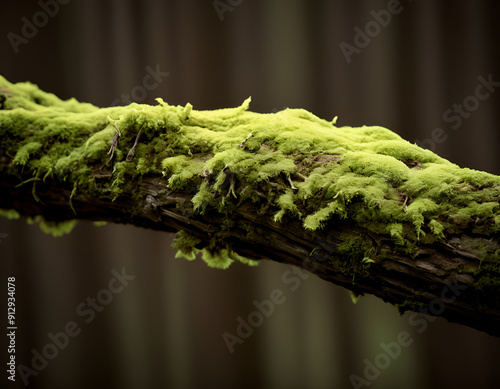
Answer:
xmin=0 ymin=209 xmax=20 ymax=220
xmin=332 ymin=232 xmax=375 ymax=281
xmin=27 ymin=216 xmax=77 ymax=237
xmin=1 ymin=75 xmax=500 ymax=272
xmin=172 ymin=230 xmax=258 ymax=269
xmin=172 ymin=230 xmax=202 ymax=261
xmin=396 ymin=297 xmax=428 ymax=315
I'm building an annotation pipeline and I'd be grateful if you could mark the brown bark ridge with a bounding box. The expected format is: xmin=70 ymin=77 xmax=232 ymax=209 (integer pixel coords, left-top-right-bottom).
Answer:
xmin=1 ymin=75 xmax=500 ymax=337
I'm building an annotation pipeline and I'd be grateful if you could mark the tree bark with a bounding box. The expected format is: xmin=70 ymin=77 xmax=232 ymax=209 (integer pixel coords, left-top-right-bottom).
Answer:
xmin=2 ymin=164 xmax=500 ymax=336
xmin=1 ymin=76 xmax=500 ymax=337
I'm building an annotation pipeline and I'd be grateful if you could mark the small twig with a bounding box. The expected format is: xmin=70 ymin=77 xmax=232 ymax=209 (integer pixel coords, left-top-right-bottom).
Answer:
xmin=113 ymin=122 xmax=121 ymax=136
xmin=226 ymin=173 xmax=237 ymax=198
xmin=295 ymin=172 xmax=308 ymax=182
xmin=69 ymin=183 xmax=77 ymax=215
xmin=239 ymin=131 xmax=254 ymax=148
xmin=236 ymin=187 xmax=249 ymax=207
xmin=198 ymin=168 xmax=211 ymax=182
xmin=107 ymin=123 xmax=121 ymax=164
xmin=287 ymin=173 xmax=297 ymax=190
xmin=15 ymin=176 xmax=40 ymax=187
xmin=126 ymin=127 xmax=142 ymax=162
xmin=402 ymin=196 xmax=408 ymax=213
xmin=32 ymin=174 xmax=44 ymax=204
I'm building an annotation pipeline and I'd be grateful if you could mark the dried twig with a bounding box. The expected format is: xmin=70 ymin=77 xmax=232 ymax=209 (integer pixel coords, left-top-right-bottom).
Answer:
xmin=107 ymin=123 xmax=121 ymax=164
xmin=239 ymin=131 xmax=254 ymax=148
xmin=126 ymin=127 xmax=142 ymax=162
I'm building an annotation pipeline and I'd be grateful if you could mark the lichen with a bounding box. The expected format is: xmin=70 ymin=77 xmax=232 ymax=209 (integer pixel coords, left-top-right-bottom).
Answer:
xmin=1 ymin=75 xmax=500 ymax=274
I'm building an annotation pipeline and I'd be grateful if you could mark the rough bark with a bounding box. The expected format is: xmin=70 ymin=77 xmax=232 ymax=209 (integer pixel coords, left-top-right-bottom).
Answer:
xmin=1 ymin=168 xmax=499 ymax=337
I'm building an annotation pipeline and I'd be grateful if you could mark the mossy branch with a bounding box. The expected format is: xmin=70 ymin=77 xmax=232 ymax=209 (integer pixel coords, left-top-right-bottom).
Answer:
xmin=1 ymin=76 xmax=500 ymax=336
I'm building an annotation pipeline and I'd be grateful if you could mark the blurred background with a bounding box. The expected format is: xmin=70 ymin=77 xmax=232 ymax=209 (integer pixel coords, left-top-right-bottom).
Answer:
xmin=1 ymin=0 xmax=500 ymax=388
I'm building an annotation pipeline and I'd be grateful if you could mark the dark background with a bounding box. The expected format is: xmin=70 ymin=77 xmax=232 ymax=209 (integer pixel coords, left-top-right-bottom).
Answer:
xmin=1 ymin=1 xmax=500 ymax=388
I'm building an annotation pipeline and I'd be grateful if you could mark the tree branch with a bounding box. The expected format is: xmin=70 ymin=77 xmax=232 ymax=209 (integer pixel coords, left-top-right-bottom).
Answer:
xmin=1 ymin=75 xmax=499 ymax=337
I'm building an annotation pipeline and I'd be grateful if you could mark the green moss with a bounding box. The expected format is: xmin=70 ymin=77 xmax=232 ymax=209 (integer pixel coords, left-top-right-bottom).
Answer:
xmin=330 ymin=232 xmax=375 ymax=280
xmin=172 ymin=230 xmax=202 ymax=261
xmin=342 ymin=152 xmax=410 ymax=185
xmin=230 ymin=251 xmax=259 ymax=267
xmin=0 ymin=209 xmax=21 ymax=219
xmin=191 ymin=181 xmax=216 ymax=214
xmin=304 ymin=201 xmax=345 ymax=230
xmin=162 ymin=155 xmax=204 ymax=190
xmin=201 ymin=248 xmax=233 ymax=269
xmin=12 ymin=142 xmax=43 ymax=166
xmin=1 ymin=75 xmax=500 ymax=276
xmin=274 ymin=189 xmax=301 ymax=222
xmin=350 ymin=291 xmax=362 ymax=304
xmin=428 ymin=219 xmax=445 ymax=240
xmin=396 ymin=297 xmax=428 ymax=315
xmin=172 ymin=230 xmax=258 ymax=269
xmin=27 ymin=215 xmax=77 ymax=237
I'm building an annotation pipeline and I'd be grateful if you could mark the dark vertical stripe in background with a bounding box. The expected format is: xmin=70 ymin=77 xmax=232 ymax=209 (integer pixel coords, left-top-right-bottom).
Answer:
xmin=1 ymin=1 xmax=500 ymax=388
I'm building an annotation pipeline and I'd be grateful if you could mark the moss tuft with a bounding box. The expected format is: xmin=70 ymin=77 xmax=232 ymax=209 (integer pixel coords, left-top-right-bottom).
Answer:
xmin=331 ymin=232 xmax=375 ymax=280
xmin=27 ymin=216 xmax=77 ymax=237
xmin=172 ymin=230 xmax=201 ymax=261
xmin=0 ymin=209 xmax=21 ymax=220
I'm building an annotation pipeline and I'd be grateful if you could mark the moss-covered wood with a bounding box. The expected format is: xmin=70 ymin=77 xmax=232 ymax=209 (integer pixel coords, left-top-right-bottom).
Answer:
xmin=1 ymin=76 xmax=499 ymax=336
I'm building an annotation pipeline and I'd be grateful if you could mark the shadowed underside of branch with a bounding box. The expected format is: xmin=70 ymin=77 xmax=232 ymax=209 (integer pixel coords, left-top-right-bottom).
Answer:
xmin=1 ymin=75 xmax=499 ymax=337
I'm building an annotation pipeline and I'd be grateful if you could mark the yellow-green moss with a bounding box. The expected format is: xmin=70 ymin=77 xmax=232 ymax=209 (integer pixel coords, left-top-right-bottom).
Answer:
xmin=1 ymin=75 xmax=500 ymax=272
xmin=172 ymin=230 xmax=258 ymax=269
xmin=27 ymin=215 xmax=77 ymax=237
xmin=0 ymin=209 xmax=20 ymax=219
